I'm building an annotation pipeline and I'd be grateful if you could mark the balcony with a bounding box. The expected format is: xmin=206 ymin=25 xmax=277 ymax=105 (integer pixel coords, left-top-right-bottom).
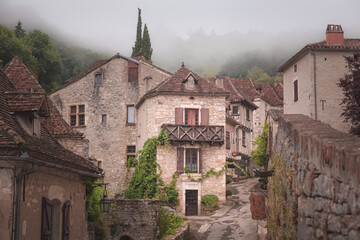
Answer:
xmin=161 ymin=124 xmax=224 ymax=145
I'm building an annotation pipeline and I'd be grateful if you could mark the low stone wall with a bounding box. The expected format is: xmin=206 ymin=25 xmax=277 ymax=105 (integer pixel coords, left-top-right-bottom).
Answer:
xmin=269 ymin=114 xmax=360 ymax=239
xmin=103 ymin=200 xmax=189 ymax=240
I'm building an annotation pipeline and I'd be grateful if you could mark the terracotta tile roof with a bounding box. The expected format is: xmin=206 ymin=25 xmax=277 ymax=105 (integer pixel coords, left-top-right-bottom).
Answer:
xmin=51 ymin=53 xmax=139 ymax=94
xmin=0 ymin=67 xmax=100 ymax=175
xmin=137 ymin=65 xmax=228 ymax=107
xmin=274 ymin=83 xmax=284 ymax=100
xmin=279 ymin=39 xmax=360 ymax=72
xmin=5 ymin=92 xmax=46 ymax=112
xmin=4 ymin=57 xmax=82 ymax=137
xmin=267 ymin=109 xmax=283 ymax=121
xmin=229 ymin=78 xmax=261 ymax=101
xmin=261 ymin=83 xmax=283 ymax=106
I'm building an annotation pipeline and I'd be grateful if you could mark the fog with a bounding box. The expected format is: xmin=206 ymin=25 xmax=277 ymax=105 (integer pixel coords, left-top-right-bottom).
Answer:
xmin=1 ymin=0 xmax=360 ymax=73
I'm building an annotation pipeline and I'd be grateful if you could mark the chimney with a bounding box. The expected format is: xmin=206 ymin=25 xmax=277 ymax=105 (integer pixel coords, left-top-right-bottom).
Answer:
xmin=326 ymin=24 xmax=344 ymax=45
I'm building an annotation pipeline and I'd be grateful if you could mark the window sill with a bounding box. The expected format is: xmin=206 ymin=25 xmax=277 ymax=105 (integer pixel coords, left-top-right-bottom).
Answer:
xmin=126 ymin=123 xmax=136 ymax=126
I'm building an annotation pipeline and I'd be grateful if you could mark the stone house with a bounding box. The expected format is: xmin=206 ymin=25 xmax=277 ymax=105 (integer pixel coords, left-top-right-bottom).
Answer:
xmin=0 ymin=57 xmax=102 ymax=240
xmin=207 ymin=76 xmax=258 ymax=178
xmin=50 ymin=54 xmax=171 ymax=195
xmin=278 ymin=24 xmax=360 ymax=132
xmin=137 ymin=65 xmax=228 ymax=215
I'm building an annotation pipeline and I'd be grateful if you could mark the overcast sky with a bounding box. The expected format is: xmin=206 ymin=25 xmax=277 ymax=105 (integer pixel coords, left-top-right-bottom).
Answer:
xmin=1 ymin=0 xmax=360 ymax=72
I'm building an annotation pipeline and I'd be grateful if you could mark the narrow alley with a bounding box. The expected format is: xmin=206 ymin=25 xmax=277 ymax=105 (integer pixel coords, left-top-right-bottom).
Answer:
xmin=187 ymin=178 xmax=267 ymax=240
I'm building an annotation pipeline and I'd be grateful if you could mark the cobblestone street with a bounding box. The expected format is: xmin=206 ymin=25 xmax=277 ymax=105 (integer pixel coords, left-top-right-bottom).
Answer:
xmin=187 ymin=178 xmax=267 ymax=240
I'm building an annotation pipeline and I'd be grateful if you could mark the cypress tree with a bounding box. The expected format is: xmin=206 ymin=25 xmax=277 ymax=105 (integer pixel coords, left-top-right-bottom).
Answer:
xmin=141 ymin=24 xmax=153 ymax=61
xmin=14 ymin=20 xmax=25 ymax=39
xmin=131 ymin=8 xmax=142 ymax=58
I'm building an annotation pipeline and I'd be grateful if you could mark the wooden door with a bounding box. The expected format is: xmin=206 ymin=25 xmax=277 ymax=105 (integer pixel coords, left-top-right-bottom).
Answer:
xmin=185 ymin=190 xmax=198 ymax=216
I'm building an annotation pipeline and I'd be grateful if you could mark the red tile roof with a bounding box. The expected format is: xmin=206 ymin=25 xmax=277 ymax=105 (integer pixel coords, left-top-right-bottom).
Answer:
xmin=229 ymin=78 xmax=261 ymax=101
xmin=4 ymin=57 xmax=83 ymax=137
xmin=279 ymin=39 xmax=360 ymax=72
xmin=274 ymin=83 xmax=284 ymax=100
xmin=137 ymin=65 xmax=228 ymax=107
xmin=5 ymin=92 xmax=46 ymax=113
xmin=0 ymin=62 xmax=100 ymax=175
xmin=261 ymin=83 xmax=283 ymax=106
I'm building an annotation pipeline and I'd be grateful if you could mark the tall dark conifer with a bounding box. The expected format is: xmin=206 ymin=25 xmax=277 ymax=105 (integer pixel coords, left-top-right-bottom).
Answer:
xmin=14 ymin=20 xmax=25 ymax=39
xmin=141 ymin=24 xmax=153 ymax=61
xmin=131 ymin=8 xmax=142 ymax=58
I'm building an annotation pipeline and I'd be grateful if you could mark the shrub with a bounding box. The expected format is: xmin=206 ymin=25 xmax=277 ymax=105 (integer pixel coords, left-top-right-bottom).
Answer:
xmin=226 ymin=190 xmax=232 ymax=196
xmin=158 ymin=208 xmax=183 ymax=239
xmin=226 ymin=178 xmax=233 ymax=184
xmin=201 ymin=194 xmax=219 ymax=213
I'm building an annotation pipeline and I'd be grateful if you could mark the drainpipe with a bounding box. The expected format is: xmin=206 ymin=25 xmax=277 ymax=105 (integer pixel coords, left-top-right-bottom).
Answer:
xmin=311 ymin=51 xmax=318 ymax=120
xmin=14 ymin=163 xmax=36 ymax=240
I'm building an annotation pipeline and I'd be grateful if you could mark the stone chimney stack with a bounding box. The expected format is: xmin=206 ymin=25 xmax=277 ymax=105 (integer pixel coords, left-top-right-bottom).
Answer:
xmin=326 ymin=24 xmax=344 ymax=45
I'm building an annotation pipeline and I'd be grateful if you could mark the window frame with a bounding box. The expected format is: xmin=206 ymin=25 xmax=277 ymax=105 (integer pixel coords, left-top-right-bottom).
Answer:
xmin=126 ymin=105 xmax=135 ymax=124
xmin=246 ymin=108 xmax=250 ymax=121
xmin=95 ymin=72 xmax=102 ymax=85
xmin=185 ymin=108 xmax=199 ymax=126
xmin=185 ymin=148 xmax=198 ymax=173
xmin=69 ymin=104 xmax=85 ymax=127
xmin=232 ymin=106 xmax=239 ymax=115
xmin=101 ymin=114 xmax=107 ymax=123
xmin=126 ymin=145 xmax=136 ymax=167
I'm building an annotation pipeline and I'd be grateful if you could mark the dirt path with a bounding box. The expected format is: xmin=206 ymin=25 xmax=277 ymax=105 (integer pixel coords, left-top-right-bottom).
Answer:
xmin=187 ymin=178 xmax=267 ymax=240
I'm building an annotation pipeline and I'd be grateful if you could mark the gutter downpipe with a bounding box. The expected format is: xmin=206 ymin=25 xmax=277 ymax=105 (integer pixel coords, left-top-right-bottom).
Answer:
xmin=311 ymin=51 xmax=318 ymax=120
xmin=14 ymin=163 xmax=36 ymax=240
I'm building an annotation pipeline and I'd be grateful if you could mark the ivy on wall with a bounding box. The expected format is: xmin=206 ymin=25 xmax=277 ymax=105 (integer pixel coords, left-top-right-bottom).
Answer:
xmin=251 ymin=122 xmax=270 ymax=169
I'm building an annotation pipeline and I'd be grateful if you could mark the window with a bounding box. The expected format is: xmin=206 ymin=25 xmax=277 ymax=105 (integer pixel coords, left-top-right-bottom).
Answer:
xmin=294 ymin=64 xmax=297 ymax=73
xmin=102 ymin=114 xmax=107 ymax=123
xmin=226 ymin=131 xmax=230 ymax=149
xmin=127 ymin=105 xmax=135 ymax=124
xmin=232 ymin=106 xmax=238 ymax=115
xmin=96 ymin=73 xmax=102 ymax=85
xmin=185 ymin=109 xmax=198 ymax=125
xmin=185 ymin=149 xmax=198 ymax=173
xmin=294 ymin=80 xmax=298 ymax=102
xmin=242 ymin=130 xmax=246 ymax=147
xmin=126 ymin=146 xmax=136 ymax=167
xmin=128 ymin=61 xmax=138 ymax=82
xmin=69 ymin=104 xmax=85 ymax=126
xmin=246 ymin=108 xmax=250 ymax=121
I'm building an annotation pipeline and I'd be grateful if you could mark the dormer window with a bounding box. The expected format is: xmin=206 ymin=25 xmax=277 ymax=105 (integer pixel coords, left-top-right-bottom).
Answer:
xmin=16 ymin=112 xmax=41 ymax=138
xmin=183 ymin=74 xmax=197 ymax=90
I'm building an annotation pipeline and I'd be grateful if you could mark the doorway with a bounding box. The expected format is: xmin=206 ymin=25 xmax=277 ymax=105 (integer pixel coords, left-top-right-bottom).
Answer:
xmin=185 ymin=190 xmax=198 ymax=216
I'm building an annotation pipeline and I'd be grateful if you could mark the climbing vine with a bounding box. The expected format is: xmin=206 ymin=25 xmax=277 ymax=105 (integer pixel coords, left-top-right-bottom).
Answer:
xmin=251 ymin=122 xmax=270 ymax=169
xmin=185 ymin=167 xmax=226 ymax=182
xmin=225 ymin=161 xmax=249 ymax=177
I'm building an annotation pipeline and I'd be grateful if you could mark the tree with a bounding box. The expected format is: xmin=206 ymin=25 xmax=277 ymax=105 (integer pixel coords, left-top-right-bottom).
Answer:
xmin=131 ymin=8 xmax=142 ymax=58
xmin=141 ymin=24 xmax=153 ymax=61
xmin=338 ymin=54 xmax=360 ymax=136
xmin=14 ymin=20 xmax=25 ymax=39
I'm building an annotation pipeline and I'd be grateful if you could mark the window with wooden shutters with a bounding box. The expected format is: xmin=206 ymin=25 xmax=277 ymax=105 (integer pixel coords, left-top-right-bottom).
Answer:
xmin=41 ymin=197 xmax=53 ymax=240
xmin=200 ymin=108 xmax=209 ymax=125
xmin=185 ymin=149 xmax=198 ymax=173
xmin=128 ymin=61 xmax=138 ymax=82
xmin=226 ymin=131 xmax=230 ymax=149
xmin=185 ymin=109 xmax=198 ymax=125
xmin=175 ymin=108 xmax=184 ymax=125
xmin=177 ymin=147 xmax=184 ymax=173
xmin=62 ymin=200 xmax=71 ymax=240
xmin=294 ymin=80 xmax=298 ymax=102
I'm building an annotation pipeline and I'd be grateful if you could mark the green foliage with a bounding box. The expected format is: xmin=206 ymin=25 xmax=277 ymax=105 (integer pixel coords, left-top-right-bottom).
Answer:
xmin=14 ymin=20 xmax=25 ymax=39
xmin=251 ymin=122 xmax=270 ymax=169
xmin=186 ymin=167 xmax=226 ymax=182
xmin=124 ymin=130 xmax=169 ymax=199
xmin=141 ymin=24 xmax=153 ymax=61
xmin=126 ymin=156 xmax=137 ymax=168
xmin=158 ymin=208 xmax=183 ymax=239
xmin=201 ymin=194 xmax=219 ymax=212
xmin=267 ymin=154 xmax=297 ymax=239
xmin=94 ymin=224 xmax=107 ymax=240
xmin=225 ymin=161 xmax=249 ymax=177
xmin=132 ymin=8 xmax=142 ymax=58
xmin=159 ymin=172 xmax=179 ymax=205
xmin=226 ymin=178 xmax=232 ymax=184
xmin=246 ymin=66 xmax=282 ymax=85
xmin=226 ymin=190 xmax=232 ymax=196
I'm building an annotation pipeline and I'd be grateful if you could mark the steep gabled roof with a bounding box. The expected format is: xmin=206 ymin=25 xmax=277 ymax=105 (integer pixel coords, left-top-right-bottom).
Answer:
xmin=0 ymin=67 xmax=100 ymax=176
xmin=132 ymin=56 xmax=173 ymax=76
xmin=229 ymin=77 xmax=261 ymax=101
xmin=4 ymin=57 xmax=82 ymax=137
xmin=51 ymin=53 xmax=139 ymax=93
xmin=274 ymin=83 xmax=284 ymax=100
xmin=136 ymin=65 xmax=228 ymax=108
xmin=278 ymin=39 xmax=360 ymax=72
xmin=262 ymin=83 xmax=283 ymax=106
xmin=5 ymin=92 xmax=47 ymax=113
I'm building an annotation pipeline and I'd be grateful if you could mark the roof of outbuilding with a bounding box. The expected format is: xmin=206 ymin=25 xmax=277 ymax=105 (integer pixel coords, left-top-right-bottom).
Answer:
xmin=0 ymin=58 xmax=101 ymax=175
xmin=278 ymin=39 xmax=360 ymax=72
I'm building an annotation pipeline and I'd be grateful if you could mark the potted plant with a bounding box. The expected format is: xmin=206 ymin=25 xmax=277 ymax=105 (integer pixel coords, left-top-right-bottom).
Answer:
xmin=226 ymin=190 xmax=232 ymax=200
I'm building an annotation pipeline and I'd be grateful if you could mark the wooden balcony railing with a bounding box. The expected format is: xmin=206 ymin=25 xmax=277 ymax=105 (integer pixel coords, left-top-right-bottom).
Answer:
xmin=161 ymin=124 xmax=224 ymax=145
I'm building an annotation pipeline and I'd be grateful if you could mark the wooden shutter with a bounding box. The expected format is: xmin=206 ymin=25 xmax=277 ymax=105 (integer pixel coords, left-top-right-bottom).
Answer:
xmin=198 ymin=148 xmax=202 ymax=173
xmin=177 ymin=147 xmax=184 ymax=173
xmin=128 ymin=61 xmax=139 ymax=82
xmin=294 ymin=80 xmax=298 ymax=102
xmin=175 ymin=108 xmax=184 ymax=125
xmin=41 ymin=197 xmax=52 ymax=240
xmin=62 ymin=200 xmax=71 ymax=240
xmin=200 ymin=108 xmax=209 ymax=125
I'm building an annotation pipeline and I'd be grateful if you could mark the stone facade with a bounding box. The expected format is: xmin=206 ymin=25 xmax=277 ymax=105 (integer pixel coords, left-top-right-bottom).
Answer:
xmin=50 ymin=55 xmax=170 ymax=195
xmin=269 ymin=114 xmax=360 ymax=239
xmin=279 ymin=25 xmax=360 ymax=133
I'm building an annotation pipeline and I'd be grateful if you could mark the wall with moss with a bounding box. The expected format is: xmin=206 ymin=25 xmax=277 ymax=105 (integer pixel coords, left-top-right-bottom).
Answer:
xmin=268 ymin=114 xmax=360 ymax=239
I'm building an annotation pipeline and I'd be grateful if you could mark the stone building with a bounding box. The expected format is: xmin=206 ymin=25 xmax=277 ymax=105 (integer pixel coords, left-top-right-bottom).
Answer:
xmin=138 ymin=66 xmax=228 ymax=215
xmin=0 ymin=57 xmax=102 ymax=240
xmin=279 ymin=24 xmax=360 ymax=132
xmin=207 ymin=76 xmax=258 ymax=178
xmin=50 ymin=54 xmax=171 ymax=195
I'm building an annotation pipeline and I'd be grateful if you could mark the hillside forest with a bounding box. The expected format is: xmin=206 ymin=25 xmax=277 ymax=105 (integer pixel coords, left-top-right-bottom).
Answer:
xmin=0 ymin=21 xmax=282 ymax=93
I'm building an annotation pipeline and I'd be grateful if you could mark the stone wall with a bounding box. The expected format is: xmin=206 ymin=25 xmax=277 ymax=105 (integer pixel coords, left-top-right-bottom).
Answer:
xmin=269 ymin=114 xmax=360 ymax=239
